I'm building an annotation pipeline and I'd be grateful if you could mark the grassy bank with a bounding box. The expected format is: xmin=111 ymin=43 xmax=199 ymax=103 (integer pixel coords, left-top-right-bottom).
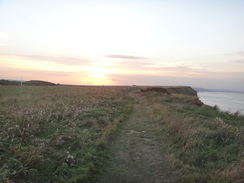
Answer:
xmin=0 ymin=86 xmax=133 ymax=182
xmin=147 ymin=92 xmax=244 ymax=182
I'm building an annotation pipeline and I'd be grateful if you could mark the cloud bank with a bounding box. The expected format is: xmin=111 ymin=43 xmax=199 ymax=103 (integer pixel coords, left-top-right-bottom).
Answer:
xmin=1 ymin=53 xmax=244 ymax=91
xmin=104 ymin=54 xmax=146 ymax=60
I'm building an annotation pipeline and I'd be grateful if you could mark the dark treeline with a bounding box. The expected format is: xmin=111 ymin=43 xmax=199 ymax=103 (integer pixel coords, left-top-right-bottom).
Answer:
xmin=0 ymin=79 xmax=56 ymax=86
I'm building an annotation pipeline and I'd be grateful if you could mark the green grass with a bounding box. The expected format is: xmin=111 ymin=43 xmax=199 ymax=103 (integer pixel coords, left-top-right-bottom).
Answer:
xmin=0 ymin=86 xmax=133 ymax=182
xmin=150 ymin=94 xmax=244 ymax=183
xmin=0 ymin=86 xmax=243 ymax=183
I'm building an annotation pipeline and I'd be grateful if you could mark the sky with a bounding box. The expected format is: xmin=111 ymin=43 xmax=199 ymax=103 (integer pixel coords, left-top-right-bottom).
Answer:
xmin=0 ymin=0 xmax=244 ymax=90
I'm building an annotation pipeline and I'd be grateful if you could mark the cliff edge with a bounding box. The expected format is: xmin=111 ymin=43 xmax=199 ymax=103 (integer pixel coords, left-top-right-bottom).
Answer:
xmin=140 ymin=86 xmax=198 ymax=96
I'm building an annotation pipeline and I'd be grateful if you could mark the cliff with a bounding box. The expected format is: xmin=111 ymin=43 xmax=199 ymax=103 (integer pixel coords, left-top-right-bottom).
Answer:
xmin=140 ymin=86 xmax=198 ymax=96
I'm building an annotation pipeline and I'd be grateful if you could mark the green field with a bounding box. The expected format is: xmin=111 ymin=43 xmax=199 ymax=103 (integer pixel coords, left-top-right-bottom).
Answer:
xmin=0 ymin=86 xmax=243 ymax=183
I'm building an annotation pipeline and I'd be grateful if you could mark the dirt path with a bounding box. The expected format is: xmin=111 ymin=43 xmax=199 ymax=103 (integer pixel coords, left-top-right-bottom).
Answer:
xmin=99 ymin=96 xmax=171 ymax=183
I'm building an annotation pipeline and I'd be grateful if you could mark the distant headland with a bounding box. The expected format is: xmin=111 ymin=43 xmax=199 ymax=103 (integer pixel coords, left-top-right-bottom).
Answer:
xmin=0 ymin=79 xmax=57 ymax=86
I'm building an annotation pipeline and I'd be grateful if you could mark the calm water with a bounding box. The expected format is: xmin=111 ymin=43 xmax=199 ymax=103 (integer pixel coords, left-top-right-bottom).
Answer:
xmin=198 ymin=92 xmax=244 ymax=115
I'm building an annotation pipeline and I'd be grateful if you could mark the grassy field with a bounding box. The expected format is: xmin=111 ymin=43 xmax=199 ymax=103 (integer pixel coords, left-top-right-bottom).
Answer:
xmin=0 ymin=86 xmax=134 ymax=182
xmin=0 ymin=86 xmax=243 ymax=183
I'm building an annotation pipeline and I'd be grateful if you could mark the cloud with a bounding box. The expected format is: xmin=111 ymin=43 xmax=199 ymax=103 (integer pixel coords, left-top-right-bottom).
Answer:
xmin=142 ymin=62 xmax=209 ymax=73
xmin=2 ymin=54 xmax=90 ymax=66
xmin=235 ymin=60 xmax=244 ymax=64
xmin=104 ymin=54 xmax=146 ymax=60
xmin=143 ymin=62 xmax=186 ymax=68
xmin=235 ymin=50 xmax=244 ymax=57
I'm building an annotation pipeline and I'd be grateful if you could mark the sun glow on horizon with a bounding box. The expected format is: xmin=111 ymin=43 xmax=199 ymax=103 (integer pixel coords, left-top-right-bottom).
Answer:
xmin=80 ymin=66 xmax=117 ymax=85
xmin=0 ymin=54 xmax=120 ymax=85
xmin=82 ymin=66 xmax=110 ymax=78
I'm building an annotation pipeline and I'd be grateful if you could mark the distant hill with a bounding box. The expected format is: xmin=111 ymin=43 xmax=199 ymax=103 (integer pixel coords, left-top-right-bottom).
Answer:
xmin=0 ymin=79 xmax=56 ymax=86
xmin=194 ymin=87 xmax=244 ymax=93
xmin=0 ymin=80 xmax=20 ymax=85
xmin=23 ymin=80 xmax=56 ymax=86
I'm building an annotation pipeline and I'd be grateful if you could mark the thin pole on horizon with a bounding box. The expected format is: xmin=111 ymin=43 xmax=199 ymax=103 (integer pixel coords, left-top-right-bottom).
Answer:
xmin=21 ymin=77 xmax=22 ymax=87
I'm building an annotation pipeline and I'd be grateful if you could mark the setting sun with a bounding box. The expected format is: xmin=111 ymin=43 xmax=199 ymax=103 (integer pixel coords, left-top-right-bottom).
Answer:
xmin=83 ymin=66 xmax=109 ymax=78
xmin=80 ymin=66 xmax=116 ymax=85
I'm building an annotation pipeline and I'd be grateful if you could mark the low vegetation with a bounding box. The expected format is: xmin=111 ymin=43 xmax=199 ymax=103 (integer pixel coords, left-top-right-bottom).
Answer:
xmin=0 ymin=86 xmax=133 ymax=182
xmin=147 ymin=92 xmax=244 ymax=183
xmin=0 ymin=85 xmax=243 ymax=183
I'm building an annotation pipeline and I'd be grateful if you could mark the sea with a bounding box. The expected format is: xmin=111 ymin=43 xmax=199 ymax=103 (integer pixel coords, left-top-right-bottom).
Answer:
xmin=197 ymin=91 xmax=244 ymax=115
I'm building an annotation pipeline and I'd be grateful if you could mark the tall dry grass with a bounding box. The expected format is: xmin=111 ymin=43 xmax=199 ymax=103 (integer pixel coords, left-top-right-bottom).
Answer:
xmin=149 ymin=93 xmax=244 ymax=183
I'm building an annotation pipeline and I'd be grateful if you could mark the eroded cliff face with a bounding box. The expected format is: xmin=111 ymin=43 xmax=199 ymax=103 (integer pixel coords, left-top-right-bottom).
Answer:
xmin=166 ymin=86 xmax=198 ymax=96
xmin=140 ymin=86 xmax=198 ymax=96
xmin=140 ymin=86 xmax=203 ymax=106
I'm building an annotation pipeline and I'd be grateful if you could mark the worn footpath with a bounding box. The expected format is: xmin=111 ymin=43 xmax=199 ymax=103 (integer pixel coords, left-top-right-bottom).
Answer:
xmin=99 ymin=95 xmax=172 ymax=183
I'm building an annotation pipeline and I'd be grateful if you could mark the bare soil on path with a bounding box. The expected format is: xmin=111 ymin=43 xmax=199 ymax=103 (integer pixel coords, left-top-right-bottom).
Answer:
xmin=98 ymin=96 xmax=172 ymax=183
